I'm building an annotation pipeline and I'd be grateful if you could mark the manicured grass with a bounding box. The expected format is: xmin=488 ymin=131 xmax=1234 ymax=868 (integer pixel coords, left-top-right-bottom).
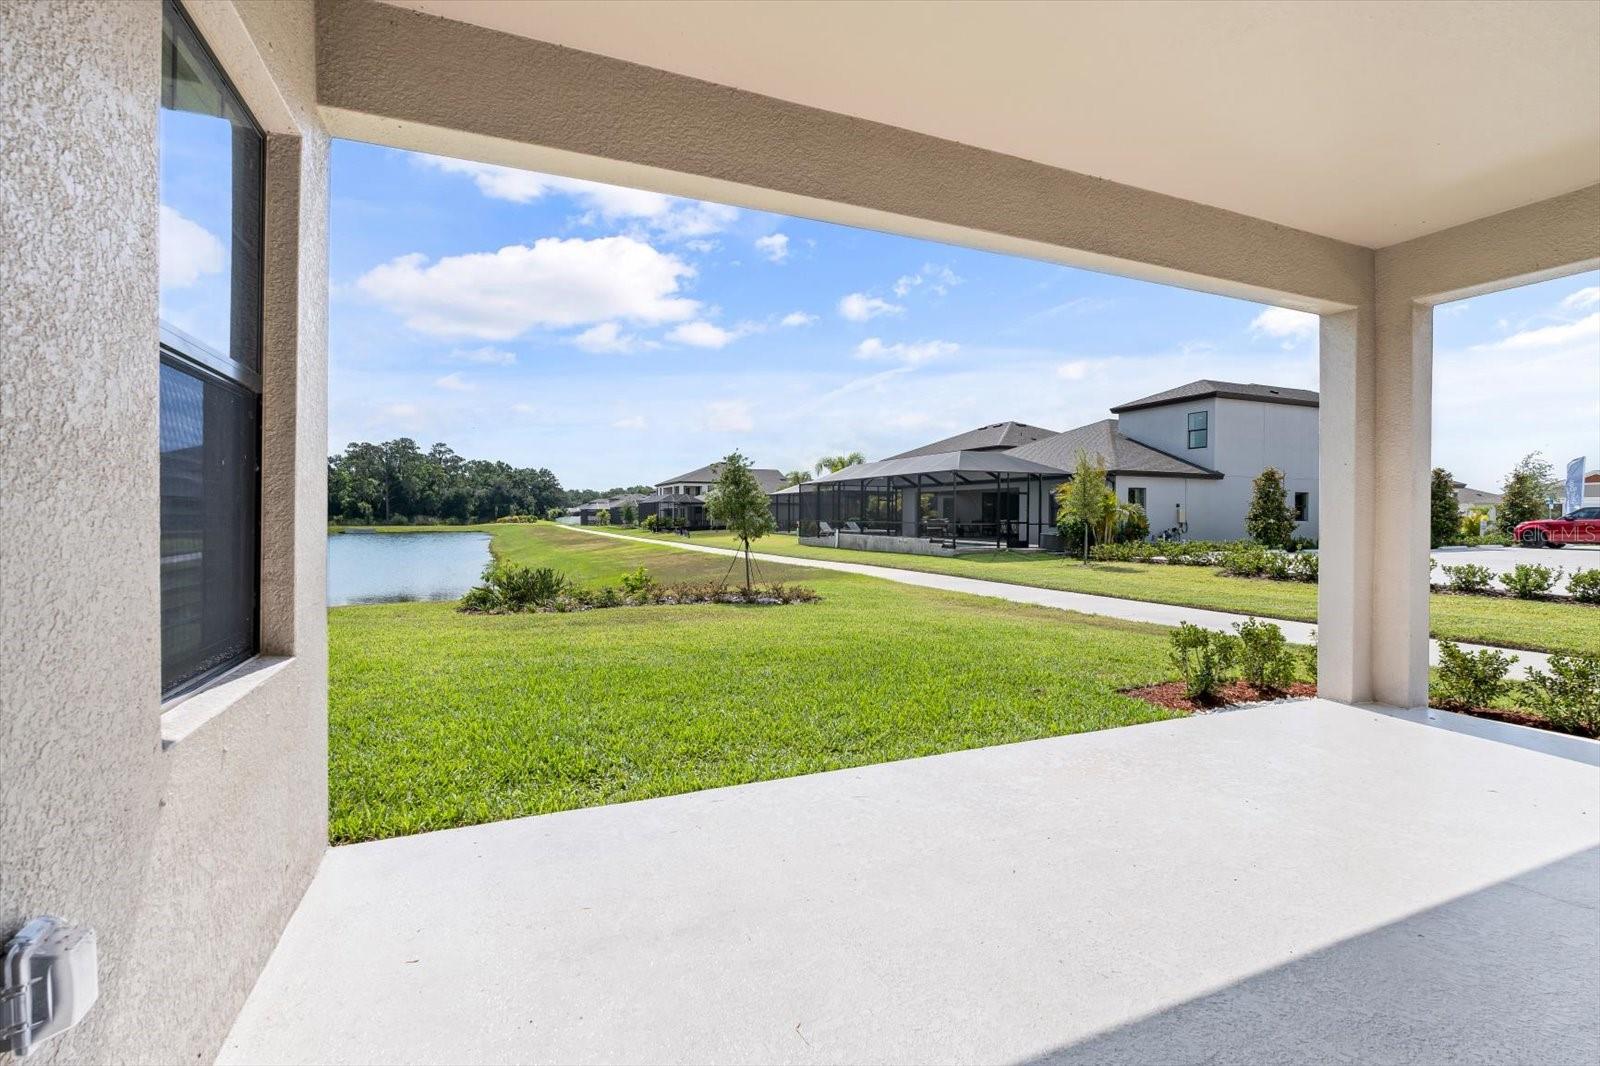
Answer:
xmin=329 ymin=523 xmax=1186 ymax=843
xmin=623 ymin=529 xmax=1599 ymax=656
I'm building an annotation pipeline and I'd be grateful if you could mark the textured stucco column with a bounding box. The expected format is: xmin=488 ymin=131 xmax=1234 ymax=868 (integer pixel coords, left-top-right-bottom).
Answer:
xmin=1316 ymin=308 xmax=1375 ymax=703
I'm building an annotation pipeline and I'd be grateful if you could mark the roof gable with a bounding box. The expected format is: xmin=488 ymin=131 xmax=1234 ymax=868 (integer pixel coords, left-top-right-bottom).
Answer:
xmin=887 ymin=421 xmax=1058 ymax=460
xmin=1006 ymin=419 xmax=1220 ymax=478
xmin=1111 ymin=380 xmax=1319 ymax=414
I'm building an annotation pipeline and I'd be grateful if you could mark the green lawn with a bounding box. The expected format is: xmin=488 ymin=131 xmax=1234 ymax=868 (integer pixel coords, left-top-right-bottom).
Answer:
xmin=329 ymin=523 xmax=1190 ymax=843
xmin=619 ymin=528 xmax=1599 ymax=657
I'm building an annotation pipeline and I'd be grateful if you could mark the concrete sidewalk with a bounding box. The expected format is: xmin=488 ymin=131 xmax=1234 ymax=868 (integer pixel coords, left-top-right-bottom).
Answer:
xmin=573 ymin=527 xmax=1554 ymax=680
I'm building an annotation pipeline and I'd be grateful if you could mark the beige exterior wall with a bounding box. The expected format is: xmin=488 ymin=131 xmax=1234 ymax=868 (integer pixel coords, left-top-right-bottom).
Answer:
xmin=0 ymin=2 xmax=328 ymax=1062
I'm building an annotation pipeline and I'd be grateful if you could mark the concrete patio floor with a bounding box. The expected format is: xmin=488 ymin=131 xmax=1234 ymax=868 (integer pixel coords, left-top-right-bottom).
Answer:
xmin=221 ymin=700 xmax=1599 ymax=1066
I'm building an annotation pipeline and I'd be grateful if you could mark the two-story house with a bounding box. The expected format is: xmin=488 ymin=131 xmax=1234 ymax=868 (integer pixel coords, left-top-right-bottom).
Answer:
xmin=641 ymin=461 xmax=787 ymax=530
xmin=792 ymin=380 xmax=1319 ymax=549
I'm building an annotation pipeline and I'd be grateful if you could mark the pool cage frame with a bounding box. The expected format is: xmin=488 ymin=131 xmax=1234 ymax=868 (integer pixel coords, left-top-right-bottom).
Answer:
xmin=796 ymin=468 xmax=1059 ymax=549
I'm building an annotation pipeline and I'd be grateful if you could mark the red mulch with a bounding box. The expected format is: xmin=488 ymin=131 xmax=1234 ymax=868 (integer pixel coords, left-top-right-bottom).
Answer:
xmin=1125 ymin=681 xmax=1597 ymax=739
xmin=1124 ymin=680 xmax=1318 ymax=712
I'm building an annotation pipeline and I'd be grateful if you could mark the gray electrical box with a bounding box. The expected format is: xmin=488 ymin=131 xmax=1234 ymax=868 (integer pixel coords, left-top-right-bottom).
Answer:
xmin=2 ymin=916 xmax=98 ymax=1058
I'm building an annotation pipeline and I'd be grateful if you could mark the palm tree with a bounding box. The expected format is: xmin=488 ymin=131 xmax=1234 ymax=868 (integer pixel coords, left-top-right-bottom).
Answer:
xmin=814 ymin=451 xmax=866 ymax=475
xmin=782 ymin=469 xmax=813 ymax=487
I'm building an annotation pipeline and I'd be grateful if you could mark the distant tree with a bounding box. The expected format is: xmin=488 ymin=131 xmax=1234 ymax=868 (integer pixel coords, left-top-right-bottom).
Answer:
xmin=814 ymin=451 xmax=866 ymax=475
xmin=545 ymin=507 xmax=565 ymax=522
xmin=1498 ymin=452 xmax=1555 ymax=533
xmin=595 ymin=508 xmax=611 ymax=526
xmin=1055 ymin=450 xmax=1113 ymax=563
xmin=706 ymin=450 xmax=776 ymax=590
xmin=783 ymin=469 xmax=813 ymax=486
xmin=1430 ymin=468 xmax=1460 ymax=547
xmin=1245 ymin=467 xmax=1296 ymax=548
xmin=620 ymin=502 xmax=638 ymax=527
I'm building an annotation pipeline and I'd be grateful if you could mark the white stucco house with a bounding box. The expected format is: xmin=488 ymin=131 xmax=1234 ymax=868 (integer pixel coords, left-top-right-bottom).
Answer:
xmin=797 ymin=379 xmax=1320 ymax=549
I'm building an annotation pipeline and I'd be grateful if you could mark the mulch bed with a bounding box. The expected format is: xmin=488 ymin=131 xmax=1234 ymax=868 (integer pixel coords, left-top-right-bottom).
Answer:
xmin=1125 ymin=681 xmax=1596 ymax=739
xmin=1123 ymin=680 xmax=1318 ymax=713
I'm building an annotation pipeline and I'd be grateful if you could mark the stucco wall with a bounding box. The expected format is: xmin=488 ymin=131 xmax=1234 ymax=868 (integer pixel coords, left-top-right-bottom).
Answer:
xmin=0 ymin=2 xmax=328 ymax=1062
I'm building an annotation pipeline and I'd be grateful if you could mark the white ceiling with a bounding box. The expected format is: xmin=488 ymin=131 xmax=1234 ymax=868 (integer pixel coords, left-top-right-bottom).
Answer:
xmin=382 ymin=0 xmax=1600 ymax=248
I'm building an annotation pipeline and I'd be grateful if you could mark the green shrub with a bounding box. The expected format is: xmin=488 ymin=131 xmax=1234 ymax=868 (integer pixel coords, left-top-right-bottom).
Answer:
xmin=1232 ymin=618 xmax=1298 ymax=691
xmin=1440 ymin=563 xmax=1494 ymax=595
xmin=1431 ymin=640 xmax=1516 ymax=710
xmin=1115 ymin=504 xmax=1150 ymax=543
xmin=1567 ymin=568 xmax=1600 ymax=604
xmin=1498 ymin=563 xmax=1563 ymax=599
xmin=459 ymin=562 xmax=570 ymax=612
xmin=1303 ymin=629 xmax=1318 ymax=684
xmin=1520 ymin=653 xmax=1600 ymax=737
xmin=1089 ymin=539 xmax=1235 ymax=564
xmin=494 ymin=514 xmax=539 ymax=523
xmin=1169 ymin=623 xmax=1237 ymax=703
xmin=619 ymin=566 xmax=658 ymax=596
xmin=640 ymin=515 xmax=660 ymax=532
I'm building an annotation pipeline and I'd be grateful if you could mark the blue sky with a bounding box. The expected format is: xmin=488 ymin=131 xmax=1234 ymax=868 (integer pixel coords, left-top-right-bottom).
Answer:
xmin=168 ymin=136 xmax=1600 ymax=491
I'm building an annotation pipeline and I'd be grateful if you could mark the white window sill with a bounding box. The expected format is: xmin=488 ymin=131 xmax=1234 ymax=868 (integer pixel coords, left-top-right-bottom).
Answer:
xmin=160 ymin=655 xmax=295 ymax=749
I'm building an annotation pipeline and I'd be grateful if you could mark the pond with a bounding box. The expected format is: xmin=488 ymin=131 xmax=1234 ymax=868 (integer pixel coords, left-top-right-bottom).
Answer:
xmin=327 ymin=531 xmax=492 ymax=606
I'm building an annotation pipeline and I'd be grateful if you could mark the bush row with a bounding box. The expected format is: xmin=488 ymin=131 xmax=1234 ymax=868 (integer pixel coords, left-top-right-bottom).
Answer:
xmin=1435 ymin=562 xmax=1600 ymax=602
xmin=1167 ymin=618 xmax=1314 ymax=703
xmin=458 ymin=562 xmax=819 ymax=614
xmin=1432 ymin=641 xmax=1599 ymax=737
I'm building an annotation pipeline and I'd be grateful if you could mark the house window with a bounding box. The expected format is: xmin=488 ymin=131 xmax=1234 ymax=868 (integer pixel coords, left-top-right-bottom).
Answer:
xmin=158 ymin=0 xmax=263 ymax=699
xmin=1186 ymin=411 xmax=1208 ymax=449
xmin=1294 ymin=492 xmax=1310 ymax=521
xmin=1127 ymin=487 xmax=1147 ymax=509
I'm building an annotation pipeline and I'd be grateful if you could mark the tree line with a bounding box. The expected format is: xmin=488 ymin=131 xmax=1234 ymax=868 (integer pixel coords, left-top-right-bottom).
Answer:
xmin=327 ymin=438 xmax=575 ymax=524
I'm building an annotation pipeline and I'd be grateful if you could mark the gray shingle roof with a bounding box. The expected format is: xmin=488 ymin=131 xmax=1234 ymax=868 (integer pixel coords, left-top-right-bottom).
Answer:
xmin=887 ymin=421 xmax=1058 ymax=460
xmin=1006 ymin=419 xmax=1221 ymax=478
xmin=809 ymin=449 xmax=1068 ymax=484
xmin=659 ymin=462 xmax=786 ymax=493
xmin=1454 ymin=486 xmax=1502 ymax=508
xmin=1110 ymin=380 xmax=1319 ymax=414
xmin=578 ymin=492 xmax=649 ymax=512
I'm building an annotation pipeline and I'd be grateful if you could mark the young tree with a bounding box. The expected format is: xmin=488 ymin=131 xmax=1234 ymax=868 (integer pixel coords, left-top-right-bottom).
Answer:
xmin=1055 ymin=450 xmax=1113 ymax=563
xmin=1245 ymin=467 xmax=1296 ymax=548
xmin=595 ymin=508 xmax=611 ymax=526
xmin=620 ymin=502 xmax=638 ymax=527
xmin=814 ymin=451 xmax=866 ymax=475
xmin=1498 ymin=452 xmax=1554 ymax=534
xmin=706 ymin=450 xmax=776 ymax=590
xmin=1429 ymin=467 xmax=1459 ymax=547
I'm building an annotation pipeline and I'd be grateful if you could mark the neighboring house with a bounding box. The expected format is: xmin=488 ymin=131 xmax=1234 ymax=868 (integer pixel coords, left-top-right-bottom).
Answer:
xmin=644 ymin=462 xmax=786 ymax=530
xmin=577 ymin=493 xmax=647 ymax=525
xmin=792 ymin=380 xmax=1319 ymax=550
xmin=1586 ymin=471 xmax=1600 ymax=504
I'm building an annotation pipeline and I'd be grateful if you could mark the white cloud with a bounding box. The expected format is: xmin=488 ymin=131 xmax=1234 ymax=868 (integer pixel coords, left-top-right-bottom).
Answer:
xmin=754 ymin=233 xmax=790 ymax=263
xmin=612 ymin=415 xmax=648 ymax=430
xmin=669 ymin=321 xmax=743 ymax=349
xmin=379 ymin=402 xmax=421 ymax=420
xmin=891 ymin=263 xmax=962 ymax=299
xmin=780 ymin=311 xmax=817 ymax=327
xmin=159 ymin=204 xmax=225 ymax=289
xmin=1474 ymin=313 xmax=1598 ymax=352
xmin=1249 ymin=306 xmax=1318 ymax=348
xmin=705 ymin=399 xmax=754 ymax=432
xmin=573 ymin=322 xmax=651 ymax=354
xmin=1056 ymin=360 xmax=1090 ymax=380
xmin=684 ymin=239 xmax=719 ymax=254
xmin=447 ymin=346 xmax=517 ymax=366
xmin=356 ymin=236 xmax=700 ymax=340
xmin=418 ymin=155 xmax=739 ymax=239
xmin=1559 ymin=286 xmax=1600 ymax=311
xmin=838 ymin=292 xmax=904 ymax=322
xmin=855 ymin=337 xmax=958 ymax=365
xmin=433 ymin=373 xmax=473 ymax=392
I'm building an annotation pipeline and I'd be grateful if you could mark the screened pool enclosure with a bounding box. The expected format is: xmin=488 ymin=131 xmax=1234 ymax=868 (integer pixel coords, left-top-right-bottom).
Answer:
xmin=797 ymin=451 xmax=1067 ymax=551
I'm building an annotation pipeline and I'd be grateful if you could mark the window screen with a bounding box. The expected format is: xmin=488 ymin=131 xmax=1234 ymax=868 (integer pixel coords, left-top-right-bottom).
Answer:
xmin=159 ymin=0 xmax=263 ymax=698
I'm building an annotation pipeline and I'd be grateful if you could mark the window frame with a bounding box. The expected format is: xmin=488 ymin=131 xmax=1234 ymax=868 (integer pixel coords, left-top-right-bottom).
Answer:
xmin=158 ymin=0 xmax=266 ymax=703
xmin=1293 ymin=491 xmax=1310 ymax=522
xmin=1127 ymin=486 xmax=1147 ymax=509
xmin=1186 ymin=410 xmax=1208 ymax=450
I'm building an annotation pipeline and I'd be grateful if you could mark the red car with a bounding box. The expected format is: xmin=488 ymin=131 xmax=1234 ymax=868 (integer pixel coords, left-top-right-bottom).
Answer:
xmin=1514 ymin=506 xmax=1600 ymax=546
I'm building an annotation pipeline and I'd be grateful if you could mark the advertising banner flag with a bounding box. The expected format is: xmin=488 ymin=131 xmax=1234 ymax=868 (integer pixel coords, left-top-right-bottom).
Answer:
xmin=1565 ymin=457 xmax=1585 ymax=515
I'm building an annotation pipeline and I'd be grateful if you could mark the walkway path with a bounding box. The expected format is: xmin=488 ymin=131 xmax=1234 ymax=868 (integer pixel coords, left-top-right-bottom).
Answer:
xmin=572 ymin=527 xmax=1552 ymax=679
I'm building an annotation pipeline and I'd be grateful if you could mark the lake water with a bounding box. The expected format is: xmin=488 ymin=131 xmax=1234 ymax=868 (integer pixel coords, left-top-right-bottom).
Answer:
xmin=327 ymin=531 xmax=492 ymax=606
